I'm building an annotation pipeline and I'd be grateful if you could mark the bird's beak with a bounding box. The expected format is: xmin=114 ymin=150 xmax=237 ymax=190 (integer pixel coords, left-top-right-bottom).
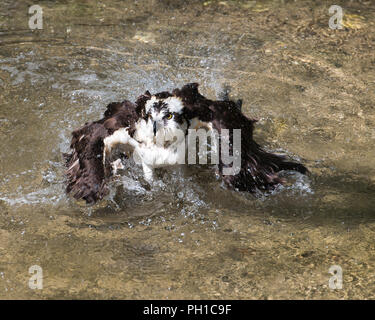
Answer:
xmin=153 ymin=121 xmax=157 ymax=136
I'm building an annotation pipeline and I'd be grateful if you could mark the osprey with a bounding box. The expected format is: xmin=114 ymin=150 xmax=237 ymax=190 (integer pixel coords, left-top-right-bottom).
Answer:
xmin=65 ymin=83 xmax=307 ymax=204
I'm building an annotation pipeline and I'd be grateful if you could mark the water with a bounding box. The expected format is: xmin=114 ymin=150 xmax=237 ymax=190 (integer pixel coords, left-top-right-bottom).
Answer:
xmin=0 ymin=0 xmax=374 ymax=299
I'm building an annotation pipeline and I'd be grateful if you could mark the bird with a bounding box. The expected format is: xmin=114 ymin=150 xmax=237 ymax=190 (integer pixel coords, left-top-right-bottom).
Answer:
xmin=64 ymin=83 xmax=307 ymax=204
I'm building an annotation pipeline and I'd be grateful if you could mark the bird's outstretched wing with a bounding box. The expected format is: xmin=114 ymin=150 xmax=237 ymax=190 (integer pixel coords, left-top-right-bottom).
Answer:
xmin=64 ymin=100 xmax=139 ymax=204
xmin=173 ymin=83 xmax=307 ymax=192
xmin=65 ymin=83 xmax=307 ymax=204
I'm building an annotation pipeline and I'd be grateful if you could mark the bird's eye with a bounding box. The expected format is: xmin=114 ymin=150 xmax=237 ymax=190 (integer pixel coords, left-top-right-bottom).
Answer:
xmin=166 ymin=113 xmax=173 ymax=120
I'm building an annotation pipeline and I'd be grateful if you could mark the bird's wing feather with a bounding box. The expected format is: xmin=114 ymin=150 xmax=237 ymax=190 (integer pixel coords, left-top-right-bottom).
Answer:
xmin=174 ymin=83 xmax=307 ymax=192
xmin=65 ymin=100 xmax=139 ymax=204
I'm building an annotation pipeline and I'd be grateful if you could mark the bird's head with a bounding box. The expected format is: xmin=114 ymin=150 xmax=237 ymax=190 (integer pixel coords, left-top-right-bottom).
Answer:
xmin=136 ymin=94 xmax=188 ymax=146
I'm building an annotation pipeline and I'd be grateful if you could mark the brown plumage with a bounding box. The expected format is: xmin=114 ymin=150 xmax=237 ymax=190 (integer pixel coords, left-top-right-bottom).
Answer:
xmin=65 ymin=83 xmax=307 ymax=204
xmin=173 ymin=83 xmax=307 ymax=192
xmin=64 ymin=100 xmax=138 ymax=203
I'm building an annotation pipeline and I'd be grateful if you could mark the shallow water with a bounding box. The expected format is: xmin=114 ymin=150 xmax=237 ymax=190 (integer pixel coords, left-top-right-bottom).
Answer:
xmin=0 ymin=0 xmax=375 ymax=299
